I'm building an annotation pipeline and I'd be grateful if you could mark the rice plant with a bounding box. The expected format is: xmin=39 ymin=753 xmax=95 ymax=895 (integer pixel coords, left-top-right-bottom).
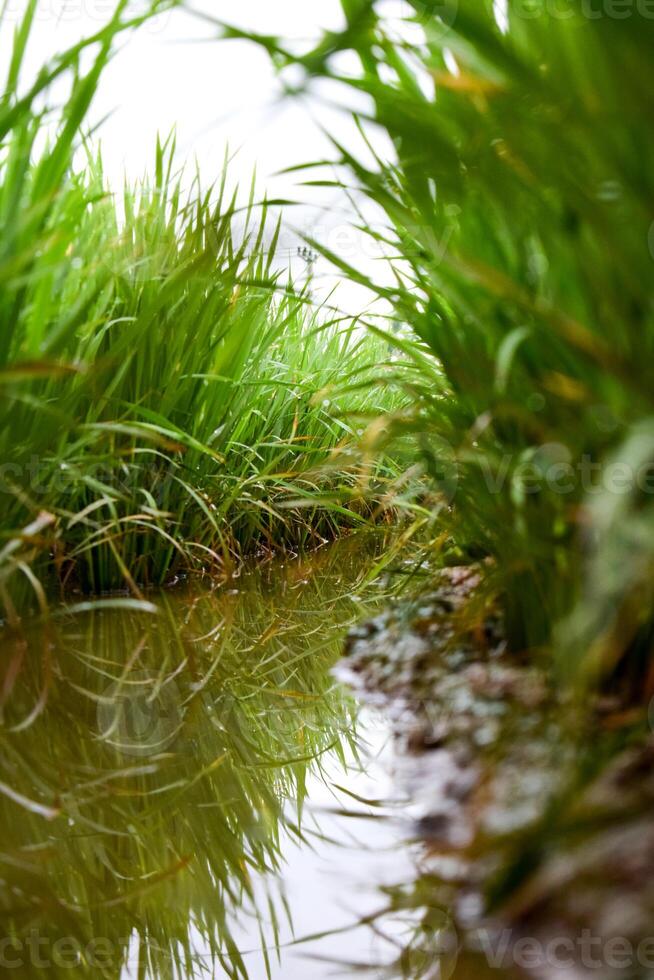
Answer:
xmin=0 ymin=2 xmax=409 ymax=619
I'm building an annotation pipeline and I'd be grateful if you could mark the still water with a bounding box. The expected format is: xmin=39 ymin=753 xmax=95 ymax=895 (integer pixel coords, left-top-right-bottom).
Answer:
xmin=0 ymin=536 xmax=455 ymax=979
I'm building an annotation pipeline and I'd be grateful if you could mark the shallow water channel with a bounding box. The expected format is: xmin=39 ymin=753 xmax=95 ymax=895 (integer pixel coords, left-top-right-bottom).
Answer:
xmin=0 ymin=536 xmax=473 ymax=980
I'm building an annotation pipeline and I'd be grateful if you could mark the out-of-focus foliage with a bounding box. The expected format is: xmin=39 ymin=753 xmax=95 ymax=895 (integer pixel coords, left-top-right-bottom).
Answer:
xmin=233 ymin=0 xmax=654 ymax=687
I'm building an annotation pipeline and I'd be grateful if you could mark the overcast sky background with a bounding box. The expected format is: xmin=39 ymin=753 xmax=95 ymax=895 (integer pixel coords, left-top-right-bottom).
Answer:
xmin=7 ymin=0 xmax=415 ymax=313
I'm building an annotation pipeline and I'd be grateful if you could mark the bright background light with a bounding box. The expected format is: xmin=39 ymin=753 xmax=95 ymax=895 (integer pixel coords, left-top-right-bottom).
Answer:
xmin=5 ymin=1 xmax=399 ymax=314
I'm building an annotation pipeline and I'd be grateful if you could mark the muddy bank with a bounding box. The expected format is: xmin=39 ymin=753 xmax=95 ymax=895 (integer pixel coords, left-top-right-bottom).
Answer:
xmin=336 ymin=567 xmax=654 ymax=980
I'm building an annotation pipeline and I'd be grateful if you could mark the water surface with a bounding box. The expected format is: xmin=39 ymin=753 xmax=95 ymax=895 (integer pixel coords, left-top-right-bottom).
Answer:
xmin=0 ymin=536 xmax=441 ymax=979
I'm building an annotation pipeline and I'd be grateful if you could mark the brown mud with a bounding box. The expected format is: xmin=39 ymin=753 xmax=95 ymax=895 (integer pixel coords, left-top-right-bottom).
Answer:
xmin=336 ymin=567 xmax=654 ymax=980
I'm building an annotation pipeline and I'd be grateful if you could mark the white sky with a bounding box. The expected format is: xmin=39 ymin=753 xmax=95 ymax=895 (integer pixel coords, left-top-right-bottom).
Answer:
xmin=5 ymin=0 xmax=405 ymax=314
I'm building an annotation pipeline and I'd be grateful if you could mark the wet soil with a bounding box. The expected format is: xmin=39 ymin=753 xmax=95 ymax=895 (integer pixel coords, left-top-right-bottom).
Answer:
xmin=336 ymin=567 xmax=654 ymax=980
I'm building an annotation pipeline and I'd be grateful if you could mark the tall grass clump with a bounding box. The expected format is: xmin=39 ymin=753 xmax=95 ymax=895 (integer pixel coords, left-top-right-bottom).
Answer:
xmin=235 ymin=0 xmax=654 ymax=691
xmin=0 ymin=2 xmax=407 ymax=620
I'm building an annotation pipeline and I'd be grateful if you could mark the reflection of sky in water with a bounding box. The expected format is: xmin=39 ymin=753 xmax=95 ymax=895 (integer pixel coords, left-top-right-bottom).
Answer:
xmin=116 ymin=706 xmax=416 ymax=979
xmin=115 ymin=707 xmax=413 ymax=980
xmin=225 ymin=709 xmax=406 ymax=979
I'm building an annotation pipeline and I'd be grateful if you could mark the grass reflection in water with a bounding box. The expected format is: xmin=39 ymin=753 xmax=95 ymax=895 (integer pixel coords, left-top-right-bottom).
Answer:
xmin=0 ymin=536 xmax=397 ymax=979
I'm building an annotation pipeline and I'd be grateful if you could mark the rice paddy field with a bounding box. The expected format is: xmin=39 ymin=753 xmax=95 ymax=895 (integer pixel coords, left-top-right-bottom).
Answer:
xmin=2 ymin=2 xmax=654 ymax=978
xmin=0 ymin=2 xmax=419 ymax=616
